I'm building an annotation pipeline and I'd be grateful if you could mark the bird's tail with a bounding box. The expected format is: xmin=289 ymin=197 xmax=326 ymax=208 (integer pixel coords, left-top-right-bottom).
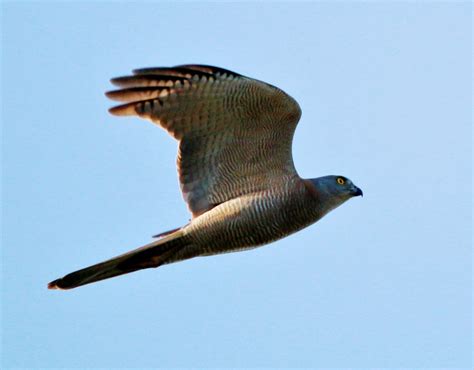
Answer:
xmin=48 ymin=229 xmax=188 ymax=290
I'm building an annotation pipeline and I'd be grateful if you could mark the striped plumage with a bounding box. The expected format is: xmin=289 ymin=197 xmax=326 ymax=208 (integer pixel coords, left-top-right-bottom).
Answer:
xmin=48 ymin=65 xmax=362 ymax=290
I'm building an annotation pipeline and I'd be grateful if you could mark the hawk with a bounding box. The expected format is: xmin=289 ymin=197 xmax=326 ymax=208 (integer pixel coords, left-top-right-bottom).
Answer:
xmin=48 ymin=65 xmax=362 ymax=290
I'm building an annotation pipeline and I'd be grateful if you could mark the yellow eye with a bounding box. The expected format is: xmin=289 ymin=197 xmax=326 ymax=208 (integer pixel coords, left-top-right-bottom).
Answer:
xmin=337 ymin=177 xmax=345 ymax=185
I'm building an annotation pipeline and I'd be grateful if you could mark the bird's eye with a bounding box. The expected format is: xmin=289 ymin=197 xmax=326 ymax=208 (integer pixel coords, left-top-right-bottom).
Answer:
xmin=337 ymin=177 xmax=345 ymax=185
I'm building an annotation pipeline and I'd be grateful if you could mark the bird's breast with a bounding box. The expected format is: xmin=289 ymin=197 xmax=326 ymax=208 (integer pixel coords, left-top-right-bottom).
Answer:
xmin=183 ymin=181 xmax=321 ymax=255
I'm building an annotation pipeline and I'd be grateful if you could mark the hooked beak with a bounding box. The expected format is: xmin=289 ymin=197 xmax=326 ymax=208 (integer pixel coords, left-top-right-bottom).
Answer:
xmin=352 ymin=186 xmax=363 ymax=197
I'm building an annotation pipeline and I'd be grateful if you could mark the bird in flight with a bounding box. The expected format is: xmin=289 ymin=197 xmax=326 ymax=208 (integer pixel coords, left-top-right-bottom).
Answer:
xmin=48 ymin=64 xmax=362 ymax=290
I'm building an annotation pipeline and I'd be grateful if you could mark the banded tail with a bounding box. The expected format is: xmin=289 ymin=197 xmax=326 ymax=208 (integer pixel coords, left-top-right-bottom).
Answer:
xmin=48 ymin=229 xmax=187 ymax=290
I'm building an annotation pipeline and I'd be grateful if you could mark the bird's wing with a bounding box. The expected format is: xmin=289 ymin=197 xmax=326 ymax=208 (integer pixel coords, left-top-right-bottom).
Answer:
xmin=106 ymin=65 xmax=302 ymax=217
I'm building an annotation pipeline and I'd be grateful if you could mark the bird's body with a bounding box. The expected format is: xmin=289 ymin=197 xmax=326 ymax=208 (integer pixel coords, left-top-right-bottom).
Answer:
xmin=178 ymin=178 xmax=317 ymax=259
xmin=48 ymin=65 xmax=362 ymax=290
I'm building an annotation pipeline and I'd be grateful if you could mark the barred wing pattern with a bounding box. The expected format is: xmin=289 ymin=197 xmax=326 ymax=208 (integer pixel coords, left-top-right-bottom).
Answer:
xmin=106 ymin=65 xmax=302 ymax=217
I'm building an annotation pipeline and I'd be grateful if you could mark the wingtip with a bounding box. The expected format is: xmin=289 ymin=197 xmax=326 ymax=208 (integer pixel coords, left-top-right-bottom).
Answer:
xmin=104 ymin=90 xmax=115 ymax=99
xmin=107 ymin=104 xmax=137 ymax=116
xmin=105 ymin=90 xmax=128 ymax=102
xmin=105 ymin=89 xmax=138 ymax=116
xmin=110 ymin=76 xmax=128 ymax=87
xmin=132 ymin=67 xmax=164 ymax=75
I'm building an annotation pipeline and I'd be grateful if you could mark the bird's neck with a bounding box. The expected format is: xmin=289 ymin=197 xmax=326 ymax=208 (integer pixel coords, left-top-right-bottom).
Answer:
xmin=302 ymin=178 xmax=345 ymax=219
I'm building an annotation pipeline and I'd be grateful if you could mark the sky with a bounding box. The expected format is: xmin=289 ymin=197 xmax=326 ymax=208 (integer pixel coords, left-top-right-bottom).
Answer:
xmin=1 ymin=1 xmax=472 ymax=369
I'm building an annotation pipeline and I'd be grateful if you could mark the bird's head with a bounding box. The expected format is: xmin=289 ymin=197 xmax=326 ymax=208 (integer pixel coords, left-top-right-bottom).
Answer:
xmin=305 ymin=175 xmax=363 ymax=215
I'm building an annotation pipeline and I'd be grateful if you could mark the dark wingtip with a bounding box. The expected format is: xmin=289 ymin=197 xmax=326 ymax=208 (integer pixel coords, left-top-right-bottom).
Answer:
xmin=110 ymin=76 xmax=129 ymax=86
xmin=104 ymin=90 xmax=116 ymax=99
xmin=107 ymin=103 xmax=137 ymax=116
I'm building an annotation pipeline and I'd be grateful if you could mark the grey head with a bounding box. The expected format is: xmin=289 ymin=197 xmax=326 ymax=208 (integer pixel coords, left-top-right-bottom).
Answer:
xmin=307 ymin=175 xmax=363 ymax=217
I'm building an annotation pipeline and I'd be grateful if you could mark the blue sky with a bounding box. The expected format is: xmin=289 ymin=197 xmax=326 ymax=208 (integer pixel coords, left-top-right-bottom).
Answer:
xmin=2 ymin=2 xmax=471 ymax=369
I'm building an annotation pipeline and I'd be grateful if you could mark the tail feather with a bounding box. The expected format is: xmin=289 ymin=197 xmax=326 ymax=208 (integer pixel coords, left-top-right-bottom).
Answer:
xmin=48 ymin=230 xmax=186 ymax=290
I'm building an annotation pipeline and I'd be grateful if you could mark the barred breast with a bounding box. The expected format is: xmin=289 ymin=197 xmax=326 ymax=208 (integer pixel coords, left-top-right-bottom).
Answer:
xmin=176 ymin=178 xmax=321 ymax=260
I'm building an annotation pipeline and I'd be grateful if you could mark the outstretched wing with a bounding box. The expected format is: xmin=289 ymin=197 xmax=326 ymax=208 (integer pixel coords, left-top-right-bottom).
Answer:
xmin=106 ymin=65 xmax=302 ymax=217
